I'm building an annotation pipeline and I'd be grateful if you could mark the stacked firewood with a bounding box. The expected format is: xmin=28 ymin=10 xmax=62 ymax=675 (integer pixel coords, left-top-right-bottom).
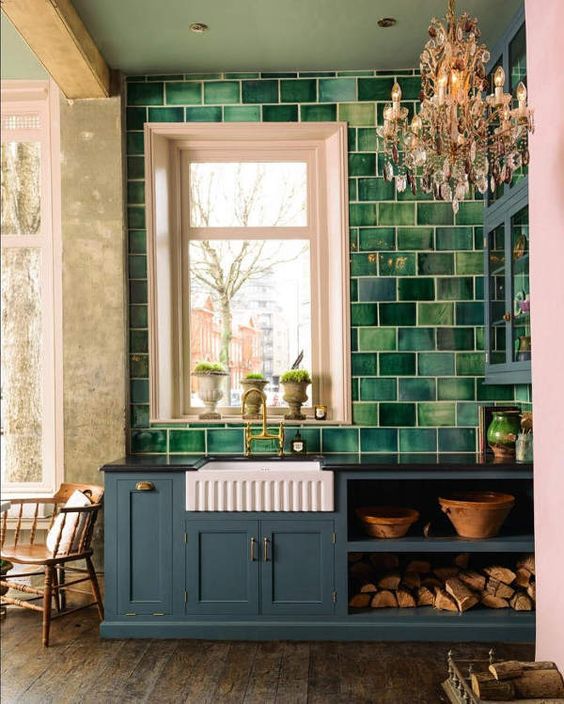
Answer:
xmin=471 ymin=661 xmax=564 ymax=701
xmin=348 ymin=553 xmax=536 ymax=613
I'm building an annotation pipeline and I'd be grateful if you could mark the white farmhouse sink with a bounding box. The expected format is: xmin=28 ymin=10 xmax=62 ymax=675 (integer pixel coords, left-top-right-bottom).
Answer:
xmin=186 ymin=459 xmax=333 ymax=511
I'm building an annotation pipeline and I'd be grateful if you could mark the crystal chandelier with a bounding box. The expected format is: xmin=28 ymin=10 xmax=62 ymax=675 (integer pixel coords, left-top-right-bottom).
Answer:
xmin=378 ymin=0 xmax=534 ymax=212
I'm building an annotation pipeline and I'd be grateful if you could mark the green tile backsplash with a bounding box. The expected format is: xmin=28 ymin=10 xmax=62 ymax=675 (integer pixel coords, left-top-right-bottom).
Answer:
xmin=126 ymin=69 xmax=526 ymax=456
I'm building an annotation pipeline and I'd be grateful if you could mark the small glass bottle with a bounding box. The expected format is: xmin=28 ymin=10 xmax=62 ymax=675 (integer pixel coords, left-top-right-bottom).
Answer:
xmin=291 ymin=430 xmax=306 ymax=455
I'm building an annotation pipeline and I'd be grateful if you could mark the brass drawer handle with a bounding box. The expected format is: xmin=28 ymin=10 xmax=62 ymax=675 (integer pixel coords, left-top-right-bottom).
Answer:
xmin=503 ymin=312 xmax=512 ymax=322
xmin=263 ymin=537 xmax=270 ymax=562
xmin=250 ymin=537 xmax=257 ymax=562
xmin=135 ymin=481 xmax=155 ymax=491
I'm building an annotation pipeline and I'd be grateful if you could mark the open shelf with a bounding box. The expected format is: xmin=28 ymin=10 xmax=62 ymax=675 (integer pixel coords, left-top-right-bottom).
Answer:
xmin=348 ymin=605 xmax=535 ymax=625
xmin=347 ymin=532 xmax=534 ymax=553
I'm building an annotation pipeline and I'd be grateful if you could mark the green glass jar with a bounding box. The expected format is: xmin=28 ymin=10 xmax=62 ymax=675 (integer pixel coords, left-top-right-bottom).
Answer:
xmin=487 ymin=410 xmax=521 ymax=459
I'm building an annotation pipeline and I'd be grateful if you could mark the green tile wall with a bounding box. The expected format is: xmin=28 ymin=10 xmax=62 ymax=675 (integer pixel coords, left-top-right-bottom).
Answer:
xmin=126 ymin=70 xmax=525 ymax=455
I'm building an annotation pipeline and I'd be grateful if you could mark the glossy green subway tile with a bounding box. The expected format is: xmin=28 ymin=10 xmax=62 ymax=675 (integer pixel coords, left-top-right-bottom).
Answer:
xmin=242 ymin=80 xmax=278 ymax=103
xmin=379 ymin=402 xmax=416 ymax=426
xmin=379 ymin=302 xmax=416 ymax=327
xmin=352 ymin=378 xmax=359 ymax=401
xmin=299 ymin=71 xmax=336 ymax=77
xmin=322 ymin=428 xmax=359 ymax=453
xmin=225 ymin=72 xmax=259 ymax=79
xmin=515 ymin=384 xmax=532 ymax=403
xmin=358 ymin=228 xmax=395 ymax=251
xmin=437 ymin=277 xmax=474 ymax=301
xmin=130 ymin=304 xmax=148 ymax=328
xmin=300 ymin=104 xmax=337 ymax=121
xmin=351 ymin=327 xmax=358 ymax=351
xmin=263 ymin=72 xmax=297 ymax=78
xmin=379 ymin=352 xmax=416 ymax=376
xmin=358 ymin=327 xmax=396 ymax=351
xmin=131 ymin=429 xmax=167 ymax=453
xmin=204 ymin=81 xmax=240 ymax=104
xmin=127 ymin=181 xmax=145 ymax=205
xmin=476 ymin=380 xmax=515 ymax=401
xmin=357 ymin=277 xmax=396 ymax=301
xmin=349 ymin=178 xmax=358 ymax=201
xmin=128 ymin=82 xmax=164 ymax=105
xmin=319 ymin=78 xmax=356 ymax=102
xmin=456 ymin=251 xmax=484 ymax=275
xmin=418 ymin=402 xmax=456 ymax=426
xmin=418 ymin=302 xmax=454 ymax=326
xmin=397 ymin=278 xmax=434 ymax=301
xmin=127 ymin=156 xmax=145 ymax=180
xmin=457 ymin=402 xmax=479 ymax=426
xmin=475 ymin=276 xmax=484 ymax=301
xmin=348 ymin=154 xmax=377 ymax=177
xmin=126 ymin=107 xmax=146 ymax=129
xmin=475 ymin=327 xmax=485 ymax=350
xmin=186 ymin=106 xmax=222 ymax=122
xmin=360 ymin=427 xmax=398 ymax=452
xmin=165 ymin=82 xmax=202 ymax=105
xmin=349 ymin=203 xmax=377 ymax=226
xmin=436 ymin=227 xmax=474 ymax=250
xmin=129 ymin=280 xmax=147 ymax=304
xmin=357 ymin=128 xmax=378 ymax=151
xmin=397 ymin=227 xmax=433 ymax=250
xmin=351 ymin=303 xmax=378 ymax=326
xmin=127 ymin=133 xmax=144 ymax=155
xmin=126 ymin=76 xmax=147 ymax=82
xmin=351 ymin=353 xmax=377 ymax=376
xmin=418 ymin=352 xmax=455 ymax=376
xmin=131 ymin=404 xmax=149 ymax=428
xmin=350 ymin=253 xmax=378 ymax=276
xmin=379 ymin=203 xmax=415 ymax=226
xmin=360 ymin=378 xmax=397 ymax=401
xmin=397 ymin=76 xmax=422 ymax=100
xmin=438 ymin=428 xmax=476 ymax=452
xmin=437 ymin=378 xmax=475 ymax=401
xmin=437 ymin=328 xmax=474 ymax=350
xmin=353 ymin=403 xmax=378 ymax=425
xmin=280 ymin=79 xmax=316 ymax=102
xmin=128 ymin=254 xmax=147 ymax=279
xmin=398 ymin=327 xmax=435 ymax=351
xmin=417 ymin=203 xmax=454 ymax=226
xmin=147 ymin=74 xmax=183 ymax=81
xmin=350 ymin=228 xmax=359 ymax=253
xmin=130 ymin=353 xmax=149 ymax=377
xmin=358 ymin=77 xmax=394 ymax=100
xmin=358 ymin=178 xmax=395 ymax=201
xmin=348 ymin=128 xmax=357 ymax=152
xmin=399 ymin=428 xmax=437 ymax=452
xmin=148 ymin=107 xmax=183 ymax=122
xmin=456 ymin=201 xmax=484 ymax=225
xmin=223 ymin=105 xmax=261 ymax=121
xmin=129 ymin=230 xmax=146 ymax=254
xmin=456 ymin=302 xmax=484 ymax=326
xmin=379 ymin=252 xmax=416 ymax=276
xmin=398 ymin=377 xmax=436 ymax=401
xmin=418 ymin=252 xmax=454 ymax=275
xmin=263 ymin=104 xmax=298 ymax=121
xmin=185 ymin=73 xmax=222 ymax=80
xmin=284 ymin=428 xmax=321 ymax=453
xmin=337 ymin=70 xmax=374 ymax=77
xmin=207 ymin=429 xmax=244 ymax=453
xmin=128 ymin=206 xmax=145 ymax=229
xmin=456 ymin=352 xmax=485 ymax=376
xmin=169 ymin=429 xmax=206 ymax=453
xmin=338 ymin=103 xmax=375 ymax=126
xmin=130 ymin=379 xmax=149 ymax=403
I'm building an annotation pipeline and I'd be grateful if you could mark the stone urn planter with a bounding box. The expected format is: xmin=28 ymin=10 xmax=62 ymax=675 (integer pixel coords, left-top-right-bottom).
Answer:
xmin=192 ymin=362 xmax=228 ymax=420
xmin=280 ymin=370 xmax=311 ymax=421
xmin=241 ymin=377 xmax=268 ymax=419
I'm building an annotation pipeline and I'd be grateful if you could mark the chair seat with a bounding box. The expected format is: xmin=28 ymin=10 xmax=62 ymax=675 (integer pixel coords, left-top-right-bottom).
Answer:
xmin=1 ymin=544 xmax=91 ymax=565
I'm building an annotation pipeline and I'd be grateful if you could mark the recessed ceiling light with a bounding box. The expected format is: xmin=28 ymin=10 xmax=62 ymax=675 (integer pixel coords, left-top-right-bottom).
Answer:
xmin=377 ymin=17 xmax=397 ymax=28
xmin=189 ymin=22 xmax=209 ymax=33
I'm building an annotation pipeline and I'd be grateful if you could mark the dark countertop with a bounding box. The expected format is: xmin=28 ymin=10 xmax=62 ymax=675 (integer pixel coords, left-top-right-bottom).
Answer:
xmin=100 ymin=453 xmax=532 ymax=472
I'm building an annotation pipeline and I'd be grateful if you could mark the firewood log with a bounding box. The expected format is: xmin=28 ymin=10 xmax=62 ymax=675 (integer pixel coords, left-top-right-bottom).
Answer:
xmin=445 ymin=577 xmax=479 ymax=612
xmin=377 ymin=571 xmax=401 ymax=591
xmin=405 ymin=559 xmax=431 ymax=574
xmin=515 ymin=567 xmax=533 ymax=589
xmin=396 ymin=588 xmax=416 ymax=608
xmin=421 ymin=575 xmax=442 ymax=590
xmin=513 ymin=670 xmax=564 ymax=699
xmin=527 ymin=581 xmax=536 ymax=602
xmin=349 ymin=593 xmax=372 ymax=608
xmin=481 ymin=594 xmax=509 ymax=608
xmin=350 ymin=561 xmax=373 ymax=581
xmin=370 ymin=590 xmax=398 ymax=608
xmin=369 ymin=554 xmax=399 ymax=571
xmin=489 ymin=660 xmax=558 ymax=681
xmin=485 ymin=577 xmax=515 ymax=600
xmin=401 ymin=571 xmax=421 ymax=590
xmin=458 ymin=570 xmax=486 ymax=592
xmin=471 ymin=673 xmax=516 ymax=700
xmin=433 ymin=566 xmax=460 ymax=582
xmin=517 ymin=554 xmax=535 ymax=575
xmin=348 ymin=552 xmax=364 ymax=563
xmin=453 ymin=553 xmax=470 ymax=569
xmin=416 ymin=586 xmax=435 ymax=606
xmin=483 ymin=565 xmax=516 ymax=585
xmin=509 ymin=591 xmax=533 ymax=611
xmin=359 ymin=582 xmax=377 ymax=593
xmin=434 ymin=588 xmax=458 ymax=612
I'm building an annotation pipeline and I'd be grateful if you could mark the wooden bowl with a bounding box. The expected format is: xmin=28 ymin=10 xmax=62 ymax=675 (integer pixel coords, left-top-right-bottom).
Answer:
xmin=438 ymin=491 xmax=515 ymax=539
xmin=356 ymin=506 xmax=420 ymax=539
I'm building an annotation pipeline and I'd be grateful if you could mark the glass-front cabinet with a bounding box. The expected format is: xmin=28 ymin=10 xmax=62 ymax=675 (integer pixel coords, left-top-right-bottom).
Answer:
xmin=484 ymin=7 xmax=530 ymax=384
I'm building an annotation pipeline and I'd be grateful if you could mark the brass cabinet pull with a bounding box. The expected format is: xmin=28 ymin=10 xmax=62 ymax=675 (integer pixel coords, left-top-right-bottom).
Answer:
xmin=135 ymin=481 xmax=155 ymax=491
xmin=250 ymin=537 xmax=257 ymax=561
xmin=263 ymin=537 xmax=271 ymax=562
xmin=503 ymin=312 xmax=512 ymax=322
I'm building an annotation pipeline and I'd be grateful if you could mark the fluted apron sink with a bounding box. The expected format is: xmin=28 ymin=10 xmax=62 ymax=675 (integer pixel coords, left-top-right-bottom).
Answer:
xmin=186 ymin=459 xmax=333 ymax=511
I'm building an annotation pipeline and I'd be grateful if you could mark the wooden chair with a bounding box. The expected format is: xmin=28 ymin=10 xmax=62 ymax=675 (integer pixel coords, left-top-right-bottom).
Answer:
xmin=0 ymin=483 xmax=104 ymax=646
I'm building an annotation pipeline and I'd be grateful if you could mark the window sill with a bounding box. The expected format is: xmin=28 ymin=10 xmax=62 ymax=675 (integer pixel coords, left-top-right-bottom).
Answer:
xmin=149 ymin=416 xmax=352 ymax=426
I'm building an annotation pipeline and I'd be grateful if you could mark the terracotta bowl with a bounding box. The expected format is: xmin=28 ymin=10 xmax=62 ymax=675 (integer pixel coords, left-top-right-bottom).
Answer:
xmin=438 ymin=491 xmax=515 ymax=539
xmin=356 ymin=506 xmax=420 ymax=539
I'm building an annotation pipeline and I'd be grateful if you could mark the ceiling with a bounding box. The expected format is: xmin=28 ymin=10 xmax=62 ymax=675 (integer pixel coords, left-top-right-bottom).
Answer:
xmin=70 ymin=0 xmax=522 ymax=75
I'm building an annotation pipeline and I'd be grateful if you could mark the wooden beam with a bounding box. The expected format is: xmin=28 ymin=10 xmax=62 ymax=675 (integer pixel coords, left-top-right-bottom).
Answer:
xmin=2 ymin=0 xmax=111 ymax=99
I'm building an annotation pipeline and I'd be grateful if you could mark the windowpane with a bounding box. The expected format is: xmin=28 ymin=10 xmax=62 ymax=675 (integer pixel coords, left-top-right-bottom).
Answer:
xmin=1 ymin=247 xmax=43 ymax=483
xmin=189 ymin=162 xmax=307 ymax=227
xmin=1 ymin=141 xmax=41 ymax=235
xmin=189 ymin=239 xmax=311 ymax=407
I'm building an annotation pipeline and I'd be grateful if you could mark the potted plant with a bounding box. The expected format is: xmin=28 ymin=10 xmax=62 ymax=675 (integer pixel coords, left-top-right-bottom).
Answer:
xmin=192 ymin=361 xmax=228 ymax=419
xmin=0 ymin=560 xmax=13 ymax=597
xmin=280 ymin=369 xmax=312 ymax=420
xmin=241 ymin=373 xmax=268 ymax=419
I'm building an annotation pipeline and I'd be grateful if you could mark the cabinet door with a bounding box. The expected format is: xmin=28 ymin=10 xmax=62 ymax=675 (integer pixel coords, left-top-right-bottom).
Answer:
xmin=185 ymin=519 xmax=259 ymax=615
xmin=114 ymin=475 xmax=177 ymax=616
xmin=260 ymin=519 xmax=335 ymax=616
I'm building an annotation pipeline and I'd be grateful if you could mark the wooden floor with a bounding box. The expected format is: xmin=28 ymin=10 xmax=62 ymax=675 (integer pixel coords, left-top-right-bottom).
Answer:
xmin=1 ymin=607 xmax=534 ymax=704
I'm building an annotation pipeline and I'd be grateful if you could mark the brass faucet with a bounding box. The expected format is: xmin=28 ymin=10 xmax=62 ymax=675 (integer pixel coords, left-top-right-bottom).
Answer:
xmin=241 ymin=388 xmax=284 ymax=457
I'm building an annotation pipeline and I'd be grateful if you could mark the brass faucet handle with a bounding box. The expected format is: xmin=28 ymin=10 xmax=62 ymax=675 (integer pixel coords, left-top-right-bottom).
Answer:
xmin=278 ymin=422 xmax=285 ymax=457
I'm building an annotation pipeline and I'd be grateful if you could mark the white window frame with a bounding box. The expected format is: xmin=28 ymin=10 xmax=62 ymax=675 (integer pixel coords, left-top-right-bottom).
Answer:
xmin=1 ymin=80 xmax=63 ymax=498
xmin=145 ymin=122 xmax=351 ymax=424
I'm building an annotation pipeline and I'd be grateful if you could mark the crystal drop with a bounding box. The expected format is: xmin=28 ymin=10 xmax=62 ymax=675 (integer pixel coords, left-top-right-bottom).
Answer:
xmin=384 ymin=161 xmax=394 ymax=181
xmin=452 ymin=198 xmax=460 ymax=214
xmin=470 ymin=141 xmax=477 ymax=162
xmin=440 ymin=182 xmax=452 ymax=201
xmin=477 ymin=176 xmax=488 ymax=194
xmin=482 ymin=50 xmax=490 ymax=63
xmin=490 ymin=176 xmax=496 ymax=191
xmin=396 ymin=174 xmax=407 ymax=192
xmin=455 ymin=182 xmax=466 ymax=201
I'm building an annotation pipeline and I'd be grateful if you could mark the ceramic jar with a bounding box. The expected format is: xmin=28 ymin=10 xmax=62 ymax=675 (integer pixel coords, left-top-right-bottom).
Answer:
xmin=487 ymin=410 xmax=521 ymax=459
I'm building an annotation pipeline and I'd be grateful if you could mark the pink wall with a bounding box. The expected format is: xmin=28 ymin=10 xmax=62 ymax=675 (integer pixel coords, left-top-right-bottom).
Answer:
xmin=525 ymin=0 xmax=564 ymax=668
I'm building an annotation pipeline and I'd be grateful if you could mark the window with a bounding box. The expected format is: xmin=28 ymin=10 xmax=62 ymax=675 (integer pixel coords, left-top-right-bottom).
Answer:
xmin=145 ymin=123 xmax=350 ymax=422
xmin=0 ymin=80 xmax=62 ymax=496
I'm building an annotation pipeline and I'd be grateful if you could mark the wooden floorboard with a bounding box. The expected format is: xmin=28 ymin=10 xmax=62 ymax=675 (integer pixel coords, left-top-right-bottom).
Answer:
xmin=0 ymin=607 xmax=535 ymax=704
